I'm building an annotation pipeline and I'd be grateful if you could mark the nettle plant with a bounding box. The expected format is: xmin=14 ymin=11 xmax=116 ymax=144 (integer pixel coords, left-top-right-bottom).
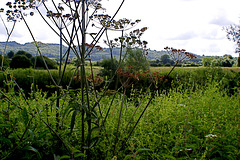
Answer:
xmin=0 ymin=0 xmax=196 ymax=159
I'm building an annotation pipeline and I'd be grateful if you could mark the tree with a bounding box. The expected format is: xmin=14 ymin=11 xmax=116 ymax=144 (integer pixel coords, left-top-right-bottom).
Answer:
xmin=125 ymin=48 xmax=149 ymax=72
xmin=10 ymin=54 xmax=32 ymax=69
xmin=224 ymin=24 xmax=240 ymax=54
xmin=16 ymin=50 xmax=32 ymax=58
xmin=7 ymin=50 xmax=14 ymax=58
xmin=100 ymin=58 xmax=118 ymax=77
xmin=202 ymin=57 xmax=213 ymax=67
xmin=237 ymin=57 xmax=240 ymax=67
xmin=160 ymin=54 xmax=174 ymax=66
xmin=31 ymin=55 xmax=57 ymax=69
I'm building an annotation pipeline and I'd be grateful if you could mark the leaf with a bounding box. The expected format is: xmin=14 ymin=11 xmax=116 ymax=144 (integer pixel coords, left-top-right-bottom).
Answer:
xmin=59 ymin=155 xmax=70 ymax=160
xmin=70 ymin=110 xmax=78 ymax=134
xmin=24 ymin=146 xmax=41 ymax=159
xmin=28 ymin=129 xmax=34 ymax=142
xmin=0 ymin=137 xmax=11 ymax=145
xmin=21 ymin=107 xmax=29 ymax=125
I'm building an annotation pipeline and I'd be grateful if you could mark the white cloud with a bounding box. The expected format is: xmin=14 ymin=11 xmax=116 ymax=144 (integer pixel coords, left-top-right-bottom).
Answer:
xmin=0 ymin=0 xmax=240 ymax=56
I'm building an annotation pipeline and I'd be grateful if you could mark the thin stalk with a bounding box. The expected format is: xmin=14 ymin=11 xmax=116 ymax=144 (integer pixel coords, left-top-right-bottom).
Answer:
xmin=85 ymin=0 xmax=126 ymax=58
xmin=81 ymin=0 xmax=86 ymax=155
xmin=89 ymin=57 xmax=102 ymax=117
xmin=20 ymin=12 xmax=58 ymax=87
xmin=119 ymin=30 xmax=124 ymax=64
xmin=0 ymin=17 xmax=16 ymax=70
xmin=113 ymin=87 xmax=127 ymax=155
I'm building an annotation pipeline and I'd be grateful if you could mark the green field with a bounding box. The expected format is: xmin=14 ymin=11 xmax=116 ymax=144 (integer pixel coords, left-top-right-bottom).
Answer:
xmin=0 ymin=67 xmax=239 ymax=159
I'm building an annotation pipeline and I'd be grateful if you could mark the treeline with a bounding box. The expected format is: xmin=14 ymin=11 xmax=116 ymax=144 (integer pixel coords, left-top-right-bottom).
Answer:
xmin=0 ymin=50 xmax=57 ymax=69
xmin=202 ymin=55 xmax=240 ymax=67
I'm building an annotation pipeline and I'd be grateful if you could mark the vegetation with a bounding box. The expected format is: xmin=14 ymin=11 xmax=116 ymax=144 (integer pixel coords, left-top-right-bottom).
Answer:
xmin=0 ymin=0 xmax=239 ymax=160
xmin=31 ymin=55 xmax=57 ymax=69
xmin=0 ymin=67 xmax=239 ymax=159
xmin=202 ymin=55 xmax=235 ymax=67
xmin=10 ymin=54 xmax=32 ymax=69
xmin=0 ymin=55 xmax=10 ymax=68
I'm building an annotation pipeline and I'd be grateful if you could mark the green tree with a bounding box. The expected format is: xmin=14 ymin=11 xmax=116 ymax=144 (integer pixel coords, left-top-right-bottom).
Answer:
xmin=161 ymin=54 xmax=170 ymax=65
xmin=237 ymin=57 xmax=240 ymax=67
xmin=10 ymin=55 xmax=32 ymax=69
xmin=16 ymin=50 xmax=32 ymax=58
xmin=125 ymin=48 xmax=149 ymax=72
xmin=7 ymin=51 xmax=15 ymax=58
xmin=31 ymin=55 xmax=57 ymax=69
xmin=202 ymin=57 xmax=213 ymax=67
xmin=100 ymin=58 xmax=118 ymax=77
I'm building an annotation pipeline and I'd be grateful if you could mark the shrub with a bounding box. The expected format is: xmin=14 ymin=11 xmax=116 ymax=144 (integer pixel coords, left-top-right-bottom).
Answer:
xmin=10 ymin=55 xmax=32 ymax=69
xmin=16 ymin=50 xmax=33 ymax=58
xmin=7 ymin=51 xmax=15 ymax=58
xmin=124 ymin=48 xmax=149 ymax=72
xmin=100 ymin=58 xmax=118 ymax=78
xmin=31 ymin=55 xmax=57 ymax=69
xmin=0 ymin=55 xmax=10 ymax=68
xmin=202 ymin=57 xmax=213 ymax=67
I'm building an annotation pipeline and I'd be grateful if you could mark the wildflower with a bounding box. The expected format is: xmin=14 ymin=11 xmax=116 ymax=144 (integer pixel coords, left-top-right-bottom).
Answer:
xmin=205 ymin=134 xmax=217 ymax=138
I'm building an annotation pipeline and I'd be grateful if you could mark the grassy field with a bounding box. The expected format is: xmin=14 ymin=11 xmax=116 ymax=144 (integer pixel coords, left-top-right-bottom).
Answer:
xmin=0 ymin=67 xmax=239 ymax=159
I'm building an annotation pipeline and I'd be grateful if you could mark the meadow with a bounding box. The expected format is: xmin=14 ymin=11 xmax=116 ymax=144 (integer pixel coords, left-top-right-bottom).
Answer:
xmin=0 ymin=67 xmax=239 ymax=160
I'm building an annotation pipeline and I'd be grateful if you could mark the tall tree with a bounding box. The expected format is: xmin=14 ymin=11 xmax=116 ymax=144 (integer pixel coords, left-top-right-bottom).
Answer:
xmin=224 ymin=23 xmax=240 ymax=66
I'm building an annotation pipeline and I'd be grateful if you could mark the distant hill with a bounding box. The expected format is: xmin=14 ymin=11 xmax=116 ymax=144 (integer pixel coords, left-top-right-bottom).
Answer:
xmin=0 ymin=41 xmax=199 ymax=61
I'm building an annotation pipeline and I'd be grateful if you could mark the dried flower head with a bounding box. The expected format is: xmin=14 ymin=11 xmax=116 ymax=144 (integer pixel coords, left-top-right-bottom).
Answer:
xmin=164 ymin=46 xmax=196 ymax=63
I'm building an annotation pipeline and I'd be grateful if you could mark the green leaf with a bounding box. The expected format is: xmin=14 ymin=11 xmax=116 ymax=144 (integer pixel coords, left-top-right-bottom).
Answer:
xmin=28 ymin=129 xmax=34 ymax=142
xmin=0 ymin=137 xmax=11 ymax=145
xmin=24 ymin=146 xmax=41 ymax=159
xmin=70 ymin=110 xmax=78 ymax=134
xmin=21 ymin=107 xmax=29 ymax=125
xmin=59 ymin=155 xmax=70 ymax=160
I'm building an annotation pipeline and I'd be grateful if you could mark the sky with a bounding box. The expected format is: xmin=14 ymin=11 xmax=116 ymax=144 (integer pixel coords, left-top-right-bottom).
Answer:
xmin=0 ymin=0 xmax=240 ymax=57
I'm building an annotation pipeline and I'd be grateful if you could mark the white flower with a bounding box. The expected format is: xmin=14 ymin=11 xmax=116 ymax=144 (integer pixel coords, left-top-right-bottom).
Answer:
xmin=205 ymin=134 xmax=217 ymax=138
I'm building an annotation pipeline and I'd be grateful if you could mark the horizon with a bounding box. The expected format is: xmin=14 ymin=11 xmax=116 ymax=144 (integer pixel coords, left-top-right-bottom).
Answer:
xmin=1 ymin=40 xmax=239 ymax=58
xmin=0 ymin=0 xmax=240 ymax=57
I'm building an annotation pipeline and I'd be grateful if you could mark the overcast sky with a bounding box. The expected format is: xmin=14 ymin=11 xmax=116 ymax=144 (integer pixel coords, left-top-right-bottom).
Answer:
xmin=1 ymin=0 xmax=240 ymax=56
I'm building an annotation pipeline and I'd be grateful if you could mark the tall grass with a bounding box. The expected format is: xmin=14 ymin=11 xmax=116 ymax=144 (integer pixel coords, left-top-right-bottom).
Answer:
xmin=0 ymin=78 xmax=239 ymax=159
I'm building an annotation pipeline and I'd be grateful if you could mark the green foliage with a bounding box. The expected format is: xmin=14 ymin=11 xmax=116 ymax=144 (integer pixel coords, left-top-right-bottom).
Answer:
xmin=161 ymin=54 xmax=174 ymax=65
xmin=7 ymin=51 xmax=14 ymax=58
xmin=99 ymin=58 xmax=118 ymax=78
xmin=237 ymin=56 xmax=240 ymax=67
xmin=0 ymin=55 xmax=10 ymax=68
xmin=203 ymin=55 xmax=234 ymax=67
xmin=0 ymin=77 xmax=239 ymax=159
xmin=16 ymin=50 xmax=33 ymax=59
xmin=124 ymin=48 xmax=149 ymax=72
xmin=31 ymin=55 xmax=57 ymax=69
xmin=202 ymin=57 xmax=213 ymax=67
xmin=10 ymin=55 xmax=33 ymax=69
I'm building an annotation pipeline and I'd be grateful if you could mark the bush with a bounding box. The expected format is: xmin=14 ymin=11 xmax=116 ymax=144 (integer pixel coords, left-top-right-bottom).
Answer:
xmin=100 ymin=58 xmax=118 ymax=78
xmin=124 ymin=48 xmax=149 ymax=72
xmin=7 ymin=51 xmax=15 ymax=58
xmin=10 ymin=55 xmax=32 ymax=69
xmin=202 ymin=57 xmax=213 ymax=67
xmin=31 ymin=55 xmax=57 ymax=69
xmin=164 ymin=63 xmax=171 ymax=67
xmin=16 ymin=50 xmax=33 ymax=58
xmin=0 ymin=55 xmax=10 ymax=68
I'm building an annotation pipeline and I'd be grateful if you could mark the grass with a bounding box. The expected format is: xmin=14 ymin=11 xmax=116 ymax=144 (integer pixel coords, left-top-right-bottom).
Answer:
xmin=0 ymin=67 xmax=239 ymax=159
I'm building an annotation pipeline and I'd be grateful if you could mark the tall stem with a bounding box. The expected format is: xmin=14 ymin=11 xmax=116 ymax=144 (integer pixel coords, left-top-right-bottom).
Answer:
xmin=81 ymin=0 xmax=86 ymax=155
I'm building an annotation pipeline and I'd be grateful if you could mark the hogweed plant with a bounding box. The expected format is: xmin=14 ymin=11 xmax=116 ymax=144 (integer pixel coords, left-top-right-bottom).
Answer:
xmin=0 ymin=0 xmax=198 ymax=159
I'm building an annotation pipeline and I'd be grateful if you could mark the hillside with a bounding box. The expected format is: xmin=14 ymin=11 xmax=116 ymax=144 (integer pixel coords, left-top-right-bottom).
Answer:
xmin=0 ymin=41 xmax=199 ymax=61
